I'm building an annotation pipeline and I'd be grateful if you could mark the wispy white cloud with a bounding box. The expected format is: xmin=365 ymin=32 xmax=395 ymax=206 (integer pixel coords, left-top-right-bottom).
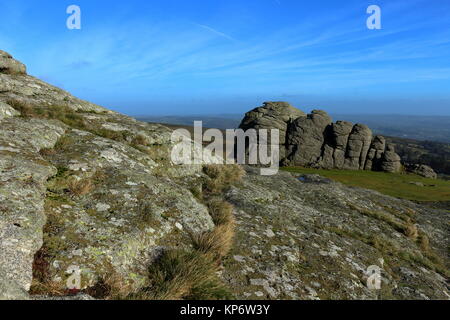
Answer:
xmin=193 ymin=23 xmax=237 ymax=42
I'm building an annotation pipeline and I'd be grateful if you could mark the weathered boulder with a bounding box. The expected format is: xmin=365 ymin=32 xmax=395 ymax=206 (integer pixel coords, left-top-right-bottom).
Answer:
xmin=380 ymin=144 xmax=402 ymax=173
xmin=405 ymin=164 xmax=437 ymax=179
xmin=239 ymin=102 xmax=305 ymax=160
xmin=0 ymin=101 xmax=19 ymax=120
xmin=0 ymin=50 xmax=26 ymax=75
xmin=1 ymin=50 xmax=447 ymax=301
xmin=285 ymin=110 xmax=332 ymax=166
xmin=365 ymin=135 xmax=386 ymax=170
xmin=343 ymin=124 xmax=373 ymax=170
xmin=329 ymin=121 xmax=353 ymax=169
xmin=239 ymin=101 xmax=305 ymax=144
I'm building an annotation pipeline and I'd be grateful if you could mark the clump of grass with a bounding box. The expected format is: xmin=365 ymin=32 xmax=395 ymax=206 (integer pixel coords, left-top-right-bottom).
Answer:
xmin=84 ymin=264 xmax=133 ymax=300
xmin=404 ymin=219 xmax=419 ymax=240
xmin=135 ymin=249 xmax=231 ymax=300
xmin=29 ymin=246 xmax=67 ymax=296
xmin=131 ymin=134 xmax=148 ymax=146
xmin=203 ymin=164 xmax=245 ymax=194
xmin=92 ymin=128 xmax=131 ymax=143
xmin=54 ymin=135 xmax=76 ymax=151
xmin=207 ymin=198 xmax=234 ymax=226
xmin=67 ymin=177 xmax=93 ymax=196
xmin=192 ymin=223 xmax=235 ymax=260
xmin=347 ymin=203 xmax=421 ymax=239
xmin=39 ymin=148 xmax=56 ymax=156
xmin=7 ymin=99 xmax=135 ymax=145
xmin=418 ymin=232 xmax=430 ymax=252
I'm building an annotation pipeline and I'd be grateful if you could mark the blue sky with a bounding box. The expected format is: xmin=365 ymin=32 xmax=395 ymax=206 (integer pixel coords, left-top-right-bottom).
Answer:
xmin=0 ymin=0 xmax=449 ymax=115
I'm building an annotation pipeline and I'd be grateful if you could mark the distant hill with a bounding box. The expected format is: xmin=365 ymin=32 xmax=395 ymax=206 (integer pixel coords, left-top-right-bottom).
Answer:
xmin=332 ymin=114 xmax=450 ymax=144
xmin=136 ymin=113 xmax=450 ymax=143
xmin=136 ymin=115 xmax=241 ymax=131
xmin=138 ymin=113 xmax=450 ymax=175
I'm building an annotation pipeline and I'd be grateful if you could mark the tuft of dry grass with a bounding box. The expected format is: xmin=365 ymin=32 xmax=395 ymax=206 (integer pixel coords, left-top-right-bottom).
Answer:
xmin=418 ymin=232 xmax=430 ymax=252
xmin=404 ymin=219 xmax=419 ymax=240
xmin=39 ymin=148 xmax=56 ymax=156
xmin=135 ymin=249 xmax=229 ymax=300
xmin=192 ymin=223 xmax=235 ymax=260
xmin=84 ymin=265 xmax=134 ymax=300
xmin=203 ymin=164 xmax=245 ymax=194
xmin=29 ymin=247 xmax=67 ymax=296
xmin=67 ymin=177 xmax=94 ymax=196
xmin=207 ymin=198 xmax=234 ymax=226
xmin=131 ymin=134 xmax=148 ymax=146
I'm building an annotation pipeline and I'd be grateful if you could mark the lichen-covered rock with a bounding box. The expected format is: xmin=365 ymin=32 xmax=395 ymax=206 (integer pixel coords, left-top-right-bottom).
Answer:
xmin=285 ymin=110 xmax=332 ymax=166
xmin=0 ymin=118 xmax=64 ymax=298
xmin=405 ymin=164 xmax=437 ymax=179
xmin=329 ymin=121 xmax=353 ymax=169
xmin=222 ymin=167 xmax=449 ymax=300
xmin=239 ymin=102 xmax=305 ymax=160
xmin=0 ymin=101 xmax=19 ymax=120
xmin=0 ymin=50 xmax=26 ymax=75
xmin=380 ymin=144 xmax=402 ymax=173
xmin=365 ymin=136 xmax=386 ymax=170
xmin=343 ymin=124 xmax=373 ymax=170
xmin=0 ymin=50 xmax=212 ymax=298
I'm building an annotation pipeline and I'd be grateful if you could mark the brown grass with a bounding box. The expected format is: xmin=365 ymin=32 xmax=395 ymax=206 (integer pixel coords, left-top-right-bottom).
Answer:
xmin=39 ymin=148 xmax=56 ymax=156
xmin=203 ymin=164 xmax=245 ymax=194
xmin=131 ymin=134 xmax=148 ymax=146
xmin=67 ymin=177 xmax=94 ymax=196
xmin=129 ymin=250 xmax=225 ymax=300
xmin=29 ymin=247 xmax=67 ymax=296
xmin=404 ymin=219 xmax=419 ymax=240
xmin=192 ymin=223 xmax=235 ymax=260
xmin=84 ymin=265 xmax=133 ymax=300
xmin=207 ymin=198 xmax=234 ymax=226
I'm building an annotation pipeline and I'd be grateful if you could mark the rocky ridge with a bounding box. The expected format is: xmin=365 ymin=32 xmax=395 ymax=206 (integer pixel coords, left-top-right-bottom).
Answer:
xmin=0 ymin=51 xmax=448 ymax=300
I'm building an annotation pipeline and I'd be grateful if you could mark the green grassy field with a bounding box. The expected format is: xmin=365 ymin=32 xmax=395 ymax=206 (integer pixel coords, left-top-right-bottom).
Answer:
xmin=282 ymin=167 xmax=450 ymax=202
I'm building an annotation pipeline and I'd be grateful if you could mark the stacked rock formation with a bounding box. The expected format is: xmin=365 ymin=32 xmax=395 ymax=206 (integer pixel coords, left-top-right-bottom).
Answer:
xmin=239 ymin=102 xmax=402 ymax=172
